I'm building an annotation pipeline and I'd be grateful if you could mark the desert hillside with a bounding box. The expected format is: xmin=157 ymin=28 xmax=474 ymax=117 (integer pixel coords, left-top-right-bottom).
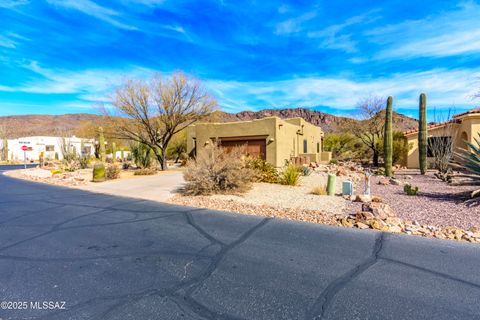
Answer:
xmin=0 ymin=108 xmax=418 ymax=138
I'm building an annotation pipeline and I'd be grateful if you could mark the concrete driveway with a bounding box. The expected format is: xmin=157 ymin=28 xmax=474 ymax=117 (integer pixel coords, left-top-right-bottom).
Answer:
xmin=78 ymin=171 xmax=185 ymax=202
xmin=1 ymin=172 xmax=480 ymax=319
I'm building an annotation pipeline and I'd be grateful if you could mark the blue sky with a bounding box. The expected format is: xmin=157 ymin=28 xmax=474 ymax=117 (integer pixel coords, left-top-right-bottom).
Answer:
xmin=1 ymin=0 xmax=480 ymax=120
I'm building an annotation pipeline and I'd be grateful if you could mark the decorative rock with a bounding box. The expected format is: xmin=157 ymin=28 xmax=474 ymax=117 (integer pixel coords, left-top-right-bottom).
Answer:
xmin=371 ymin=196 xmax=383 ymax=203
xmin=388 ymin=225 xmax=403 ymax=233
xmin=378 ymin=177 xmax=390 ymax=185
xmin=363 ymin=202 xmax=395 ymax=219
xmin=389 ymin=178 xmax=402 ymax=186
xmin=355 ymin=195 xmax=371 ymax=203
xmin=356 ymin=222 xmax=370 ymax=229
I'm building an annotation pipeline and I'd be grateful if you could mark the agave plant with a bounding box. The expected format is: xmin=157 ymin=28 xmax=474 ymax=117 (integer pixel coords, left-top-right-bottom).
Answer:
xmin=454 ymin=133 xmax=480 ymax=198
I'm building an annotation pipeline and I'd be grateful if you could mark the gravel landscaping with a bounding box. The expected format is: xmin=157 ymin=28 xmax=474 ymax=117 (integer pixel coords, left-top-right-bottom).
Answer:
xmin=347 ymin=169 xmax=480 ymax=230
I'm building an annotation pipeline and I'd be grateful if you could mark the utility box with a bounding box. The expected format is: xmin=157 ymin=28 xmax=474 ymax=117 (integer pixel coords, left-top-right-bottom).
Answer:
xmin=342 ymin=180 xmax=353 ymax=196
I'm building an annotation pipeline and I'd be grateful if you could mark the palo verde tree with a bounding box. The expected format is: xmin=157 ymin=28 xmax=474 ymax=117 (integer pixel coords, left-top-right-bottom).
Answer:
xmin=107 ymin=72 xmax=217 ymax=170
xmin=352 ymin=96 xmax=386 ymax=167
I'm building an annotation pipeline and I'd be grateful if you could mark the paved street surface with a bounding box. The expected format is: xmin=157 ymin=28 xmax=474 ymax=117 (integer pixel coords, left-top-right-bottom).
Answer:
xmin=1 ymin=169 xmax=480 ymax=319
xmin=78 ymin=171 xmax=185 ymax=203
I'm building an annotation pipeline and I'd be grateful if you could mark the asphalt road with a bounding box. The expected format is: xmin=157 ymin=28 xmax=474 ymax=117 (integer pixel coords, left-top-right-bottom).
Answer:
xmin=0 ymin=170 xmax=480 ymax=320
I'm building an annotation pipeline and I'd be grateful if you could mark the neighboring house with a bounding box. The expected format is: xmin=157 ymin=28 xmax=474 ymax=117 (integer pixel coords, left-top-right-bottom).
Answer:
xmin=0 ymin=136 xmax=95 ymax=161
xmin=186 ymin=117 xmax=331 ymax=167
xmin=404 ymin=108 xmax=480 ymax=168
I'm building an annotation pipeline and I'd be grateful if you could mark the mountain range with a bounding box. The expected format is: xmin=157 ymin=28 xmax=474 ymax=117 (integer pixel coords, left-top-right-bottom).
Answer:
xmin=0 ymin=108 xmax=418 ymax=138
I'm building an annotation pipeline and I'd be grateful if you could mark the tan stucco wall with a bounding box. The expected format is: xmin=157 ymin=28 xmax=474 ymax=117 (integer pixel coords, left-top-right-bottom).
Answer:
xmin=187 ymin=117 xmax=324 ymax=167
xmin=405 ymin=113 xmax=480 ymax=168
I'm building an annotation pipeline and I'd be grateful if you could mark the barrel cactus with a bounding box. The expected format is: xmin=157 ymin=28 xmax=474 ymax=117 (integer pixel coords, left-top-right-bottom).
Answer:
xmin=92 ymin=162 xmax=106 ymax=182
xmin=418 ymin=93 xmax=428 ymax=175
xmin=384 ymin=96 xmax=393 ymax=177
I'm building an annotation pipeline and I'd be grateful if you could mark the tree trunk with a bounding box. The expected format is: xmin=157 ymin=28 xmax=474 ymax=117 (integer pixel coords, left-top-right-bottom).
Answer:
xmin=373 ymin=150 xmax=379 ymax=167
xmin=152 ymin=147 xmax=167 ymax=171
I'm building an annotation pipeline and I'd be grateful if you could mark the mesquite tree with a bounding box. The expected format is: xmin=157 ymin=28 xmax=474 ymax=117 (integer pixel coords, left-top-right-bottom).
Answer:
xmin=384 ymin=96 xmax=393 ymax=176
xmin=106 ymin=72 xmax=216 ymax=170
xmin=418 ymin=93 xmax=428 ymax=175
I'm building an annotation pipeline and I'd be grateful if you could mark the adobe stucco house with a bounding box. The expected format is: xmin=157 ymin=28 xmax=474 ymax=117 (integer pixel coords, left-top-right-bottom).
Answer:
xmin=405 ymin=108 xmax=480 ymax=168
xmin=186 ymin=117 xmax=331 ymax=167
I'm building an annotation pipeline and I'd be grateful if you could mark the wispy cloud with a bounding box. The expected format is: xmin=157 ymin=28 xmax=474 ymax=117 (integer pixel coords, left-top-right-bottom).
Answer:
xmin=275 ymin=11 xmax=316 ymax=35
xmin=307 ymin=11 xmax=379 ymax=53
xmin=370 ymin=1 xmax=480 ymax=59
xmin=207 ymin=68 xmax=480 ymax=111
xmin=0 ymin=0 xmax=29 ymax=8
xmin=46 ymin=0 xmax=137 ymax=30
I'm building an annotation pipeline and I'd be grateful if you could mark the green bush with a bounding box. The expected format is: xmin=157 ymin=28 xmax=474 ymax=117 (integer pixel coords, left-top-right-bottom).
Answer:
xmin=79 ymin=156 xmax=91 ymax=169
xmin=404 ymin=183 xmax=419 ymax=196
xmin=244 ymin=156 xmax=279 ymax=183
xmin=329 ymin=159 xmax=338 ymax=165
xmin=184 ymin=144 xmax=255 ymax=195
xmin=280 ymin=163 xmax=300 ymax=186
xmin=92 ymin=162 xmax=106 ymax=182
xmin=130 ymin=142 xmax=154 ymax=168
xmin=105 ymin=164 xmax=121 ymax=180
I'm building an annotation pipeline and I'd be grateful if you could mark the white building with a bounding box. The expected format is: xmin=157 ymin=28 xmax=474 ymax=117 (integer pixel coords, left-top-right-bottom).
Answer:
xmin=0 ymin=136 xmax=95 ymax=161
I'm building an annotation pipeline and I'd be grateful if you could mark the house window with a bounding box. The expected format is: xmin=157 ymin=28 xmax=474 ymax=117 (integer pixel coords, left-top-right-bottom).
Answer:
xmin=303 ymin=139 xmax=308 ymax=153
xmin=46 ymin=145 xmax=54 ymax=152
xmin=427 ymin=136 xmax=452 ymax=157
xmin=317 ymin=142 xmax=320 ymax=153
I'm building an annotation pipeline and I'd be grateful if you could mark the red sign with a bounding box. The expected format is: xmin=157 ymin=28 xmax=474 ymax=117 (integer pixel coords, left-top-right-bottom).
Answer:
xmin=21 ymin=145 xmax=28 ymax=151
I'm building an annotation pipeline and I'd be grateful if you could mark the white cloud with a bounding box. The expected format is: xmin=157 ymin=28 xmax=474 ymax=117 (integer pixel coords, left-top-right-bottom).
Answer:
xmin=369 ymin=1 xmax=480 ymax=59
xmin=275 ymin=11 xmax=316 ymax=35
xmin=0 ymin=61 xmax=156 ymax=99
xmin=206 ymin=68 xmax=480 ymax=111
xmin=0 ymin=0 xmax=29 ymax=8
xmin=46 ymin=0 xmax=137 ymax=30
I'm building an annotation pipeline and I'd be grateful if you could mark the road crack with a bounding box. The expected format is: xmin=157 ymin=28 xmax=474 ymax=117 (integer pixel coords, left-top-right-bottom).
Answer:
xmin=306 ymin=232 xmax=386 ymax=320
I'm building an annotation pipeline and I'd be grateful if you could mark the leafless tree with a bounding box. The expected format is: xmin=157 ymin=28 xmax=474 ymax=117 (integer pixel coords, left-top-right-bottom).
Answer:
xmin=105 ymin=72 xmax=217 ymax=170
xmin=429 ymin=108 xmax=458 ymax=174
xmin=351 ymin=96 xmax=385 ymax=166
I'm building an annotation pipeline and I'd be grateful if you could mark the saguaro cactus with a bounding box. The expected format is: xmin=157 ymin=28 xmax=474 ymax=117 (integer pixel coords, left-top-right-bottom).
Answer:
xmin=111 ymin=142 xmax=117 ymax=163
xmin=384 ymin=96 xmax=393 ymax=177
xmin=98 ymin=127 xmax=106 ymax=162
xmin=418 ymin=93 xmax=428 ymax=175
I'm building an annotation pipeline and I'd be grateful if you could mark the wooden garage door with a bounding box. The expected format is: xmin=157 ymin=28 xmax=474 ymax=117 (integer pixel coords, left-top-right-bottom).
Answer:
xmin=219 ymin=139 xmax=266 ymax=160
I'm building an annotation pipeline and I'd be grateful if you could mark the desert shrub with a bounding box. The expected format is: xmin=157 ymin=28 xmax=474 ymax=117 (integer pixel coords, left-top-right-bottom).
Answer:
xmin=105 ymin=164 xmax=121 ymax=180
xmin=63 ymin=160 xmax=80 ymax=172
xmin=244 ymin=156 xmax=279 ymax=183
xmin=377 ymin=131 xmax=410 ymax=166
xmin=329 ymin=159 xmax=338 ymax=165
xmin=403 ymin=183 xmax=419 ymax=196
xmin=183 ymin=144 xmax=255 ymax=195
xmin=130 ymin=142 xmax=154 ymax=168
xmin=79 ymin=156 xmax=91 ymax=169
xmin=311 ymin=185 xmax=327 ymax=195
xmin=323 ymin=133 xmax=357 ymax=159
xmin=134 ymin=167 xmax=157 ymax=176
xmin=280 ymin=163 xmax=300 ymax=186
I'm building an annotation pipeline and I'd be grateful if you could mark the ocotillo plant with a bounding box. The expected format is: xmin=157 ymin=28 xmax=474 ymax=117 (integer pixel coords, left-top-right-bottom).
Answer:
xmin=384 ymin=96 xmax=393 ymax=176
xmin=98 ymin=126 xmax=106 ymax=162
xmin=112 ymin=142 xmax=117 ymax=163
xmin=418 ymin=93 xmax=428 ymax=175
